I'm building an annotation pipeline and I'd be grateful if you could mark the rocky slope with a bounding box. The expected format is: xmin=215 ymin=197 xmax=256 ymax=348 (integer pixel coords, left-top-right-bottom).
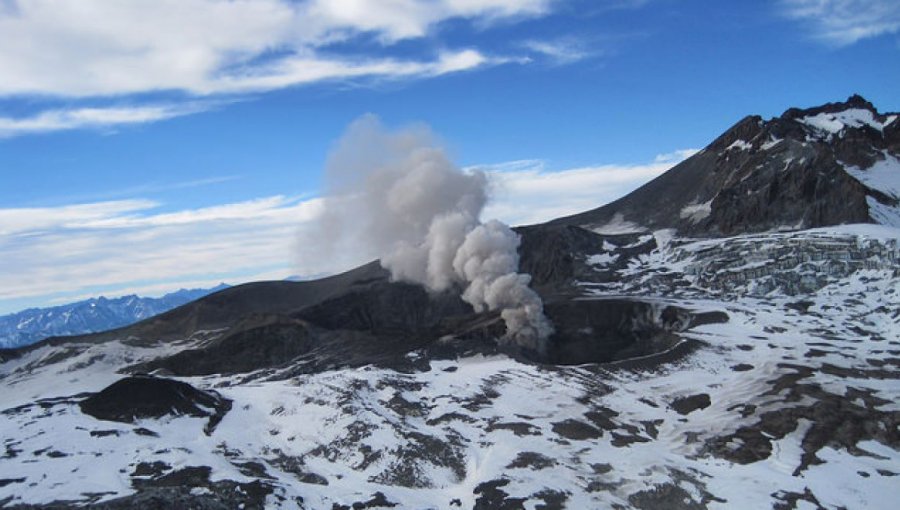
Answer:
xmin=551 ymin=94 xmax=900 ymax=236
xmin=0 ymin=96 xmax=898 ymax=509
xmin=0 ymin=284 xmax=229 ymax=349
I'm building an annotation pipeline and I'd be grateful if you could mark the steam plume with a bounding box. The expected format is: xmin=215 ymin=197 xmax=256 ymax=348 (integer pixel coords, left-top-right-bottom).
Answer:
xmin=319 ymin=114 xmax=553 ymax=349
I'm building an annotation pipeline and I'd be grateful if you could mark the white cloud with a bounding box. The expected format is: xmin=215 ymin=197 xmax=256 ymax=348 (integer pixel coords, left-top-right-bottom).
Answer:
xmin=654 ymin=148 xmax=700 ymax=164
xmin=521 ymin=38 xmax=594 ymax=64
xmin=481 ymin=150 xmax=696 ymax=226
xmin=0 ymin=149 xmax=697 ymax=313
xmin=0 ymin=199 xmax=158 ymax=236
xmin=781 ymin=0 xmax=900 ymax=46
xmin=0 ymin=195 xmax=336 ymax=309
xmin=0 ymin=103 xmax=217 ymax=137
xmin=304 ymin=0 xmax=550 ymax=42
xmin=0 ymin=1 xmax=558 ymax=136
xmin=0 ymin=0 xmax=549 ymax=98
xmin=203 ymin=49 xmax=492 ymax=95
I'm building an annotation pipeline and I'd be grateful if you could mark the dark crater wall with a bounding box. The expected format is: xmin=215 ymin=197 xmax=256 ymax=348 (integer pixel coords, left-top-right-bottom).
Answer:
xmin=536 ymin=299 xmax=727 ymax=365
xmin=24 ymin=223 xmax=727 ymax=378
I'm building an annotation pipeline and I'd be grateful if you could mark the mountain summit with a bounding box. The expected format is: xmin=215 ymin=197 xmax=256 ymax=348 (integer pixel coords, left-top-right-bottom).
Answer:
xmin=552 ymin=95 xmax=899 ymax=235
xmin=1 ymin=97 xmax=898 ymax=509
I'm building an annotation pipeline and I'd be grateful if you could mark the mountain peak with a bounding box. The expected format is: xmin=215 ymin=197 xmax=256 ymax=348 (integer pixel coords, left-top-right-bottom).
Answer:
xmin=780 ymin=94 xmax=881 ymax=122
xmin=550 ymin=95 xmax=900 ymax=236
xmin=846 ymin=93 xmax=876 ymax=109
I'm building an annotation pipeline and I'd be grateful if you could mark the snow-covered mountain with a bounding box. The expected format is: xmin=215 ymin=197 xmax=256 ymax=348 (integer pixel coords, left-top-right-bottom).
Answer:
xmin=552 ymin=94 xmax=900 ymax=234
xmin=0 ymin=96 xmax=898 ymax=509
xmin=0 ymin=284 xmax=230 ymax=349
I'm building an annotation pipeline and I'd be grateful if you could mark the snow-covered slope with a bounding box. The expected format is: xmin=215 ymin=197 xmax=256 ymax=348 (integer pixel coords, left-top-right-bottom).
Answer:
xmin=0 ymin=284 xmax=229 ymax=349
xmin=0 ymin=224 xmax=897 ymax=509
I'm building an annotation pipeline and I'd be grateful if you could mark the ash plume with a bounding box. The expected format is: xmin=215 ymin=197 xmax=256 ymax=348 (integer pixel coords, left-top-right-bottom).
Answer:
xmin=318 ymin=114 xmax=553 ymax=349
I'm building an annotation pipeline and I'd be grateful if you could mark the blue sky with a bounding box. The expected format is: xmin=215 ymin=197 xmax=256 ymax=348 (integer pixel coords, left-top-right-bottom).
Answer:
xmin=1 ymin=0 xmax=899 ymax=314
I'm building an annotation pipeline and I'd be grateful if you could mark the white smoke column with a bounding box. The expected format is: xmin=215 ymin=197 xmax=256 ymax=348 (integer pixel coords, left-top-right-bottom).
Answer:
xmin=319 ymin=114 xmax=553 ymax=349
xmin=451 ymin=219 xmax=554 ymax=348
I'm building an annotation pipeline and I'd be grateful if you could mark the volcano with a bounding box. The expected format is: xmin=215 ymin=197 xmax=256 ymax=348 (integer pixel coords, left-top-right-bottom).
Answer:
xmin=1 ymin=96 xmax=898 ymax=509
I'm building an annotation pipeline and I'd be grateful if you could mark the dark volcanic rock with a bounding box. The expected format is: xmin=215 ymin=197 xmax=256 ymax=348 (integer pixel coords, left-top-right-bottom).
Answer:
xmin=79 ymin=376 xmax=231 ymax=434
xmin=537 ymin=299 xmax=707 ymax=365
xmin=628 ymin=483 xmax=707 ymax=510
xmin=296 ymin=280 xmax=470 ymax=335
xmin=551 ymin=419 xmax=602 ymax=440
xmin=670 ymin=393 xmax=712 ymax=415
xmin=506 ymin=452 xmax=557 ymax=470
xmin=126 ymin=274 xmax=489 ymax=377
xmin=132 ymin=314 xmax=316 ymax=376
xmin=549 ymin=95 xmax=899 ymax=236
xmin=474 ymin=479 xmax=526 ymax=510
xmin=515 ymin=224 xmax=606 ymax=291
xmin=129 ymin=287 xmax=724 ymax=376
xmin=331 ymin=491 xmax=398 ymax=510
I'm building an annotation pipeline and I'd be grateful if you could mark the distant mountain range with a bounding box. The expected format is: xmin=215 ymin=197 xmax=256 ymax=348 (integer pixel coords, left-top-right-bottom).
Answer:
xmin=0 ymin=284 xmax=229 ymax=349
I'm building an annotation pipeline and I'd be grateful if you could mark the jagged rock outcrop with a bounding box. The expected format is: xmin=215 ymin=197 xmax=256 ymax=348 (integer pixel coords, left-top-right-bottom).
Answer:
xmin=79 ymin=376 xmax=232 ymax=434
xmin=551 ymin=94 xmax=899 ymax=236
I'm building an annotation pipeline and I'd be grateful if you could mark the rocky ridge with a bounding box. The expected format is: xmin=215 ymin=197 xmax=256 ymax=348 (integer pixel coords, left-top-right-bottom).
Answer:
xmin=0 ymin=285 xmax=229 ymax=349
xmin=552 ymin=94 xmax=900 ymax=236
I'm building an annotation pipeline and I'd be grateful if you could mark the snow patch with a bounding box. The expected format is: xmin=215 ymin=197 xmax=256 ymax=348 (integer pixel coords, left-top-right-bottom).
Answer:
xmin=806 ymin=223 xmax=900 ymax=239
xmin=761 ymin=137 xmax=783 ymax=150
xmin=726 ymin=140 xmax=752 ymax=151
xmin=843 ymin=152 xmax=900 ymax=200
xmin=679 ymin=200 xmax=713 ymax=223
xmin=587 ymin=253 xmax=619 ymax=266
xmin=865 ymin=196 xmax=900 ymax=228
xmin=799 ymin=108 xmax=886 ymax=135
xmin=591 ymin=213 xmax=646 ymax=235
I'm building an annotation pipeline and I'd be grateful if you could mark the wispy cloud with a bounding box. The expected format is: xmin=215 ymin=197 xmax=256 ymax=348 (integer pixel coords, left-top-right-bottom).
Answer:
xmin=781 ymin=0 xmax=900 ymax=46
xmin=0 ymin=199 xmax=158 ymax=236
xmin=480 ymin=150 xmax=698 ymax=226
xmin=0 ymin=195 xmax=331 ymax=309
xmin=0 ymin=1 xmax=564 ymax=135
xmin=521 ymin=37 xmax=595 ymax=65
xmin=202 ymin=49 xmax=494 ymax=95
xmin=654 ymin=148 xmax=700 ymax=164
xmin=0 ymin=0 xmax=548 ymax=98
xmin=0 ymin=149 xmax=697 ymax=313
xmin=0 ymin=102 xmax=218 ymax=138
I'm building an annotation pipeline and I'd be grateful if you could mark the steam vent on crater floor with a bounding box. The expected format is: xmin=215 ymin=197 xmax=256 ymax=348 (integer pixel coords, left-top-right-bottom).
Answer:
xmin=2 ymin=96 xmax=899 ymax=509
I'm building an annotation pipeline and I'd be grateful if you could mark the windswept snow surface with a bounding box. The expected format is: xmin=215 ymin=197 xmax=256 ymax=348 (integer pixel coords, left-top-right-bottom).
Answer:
xmin=679 ymin=200 xmax=713 ymax=223
xmin=1 ymin=227 xmax=899 ymax=508
xmin=592 ymin=213 xmax=646 ymax=235
xmin=842 ymin=153 xmax=900 ymax=227
xmin=726 ymin=140 xmax=752 ymax=151
xmin=799 ymin=108 xmax=888 ymax=135
xmin=844 ymin=152 xmax=900 ymax=201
